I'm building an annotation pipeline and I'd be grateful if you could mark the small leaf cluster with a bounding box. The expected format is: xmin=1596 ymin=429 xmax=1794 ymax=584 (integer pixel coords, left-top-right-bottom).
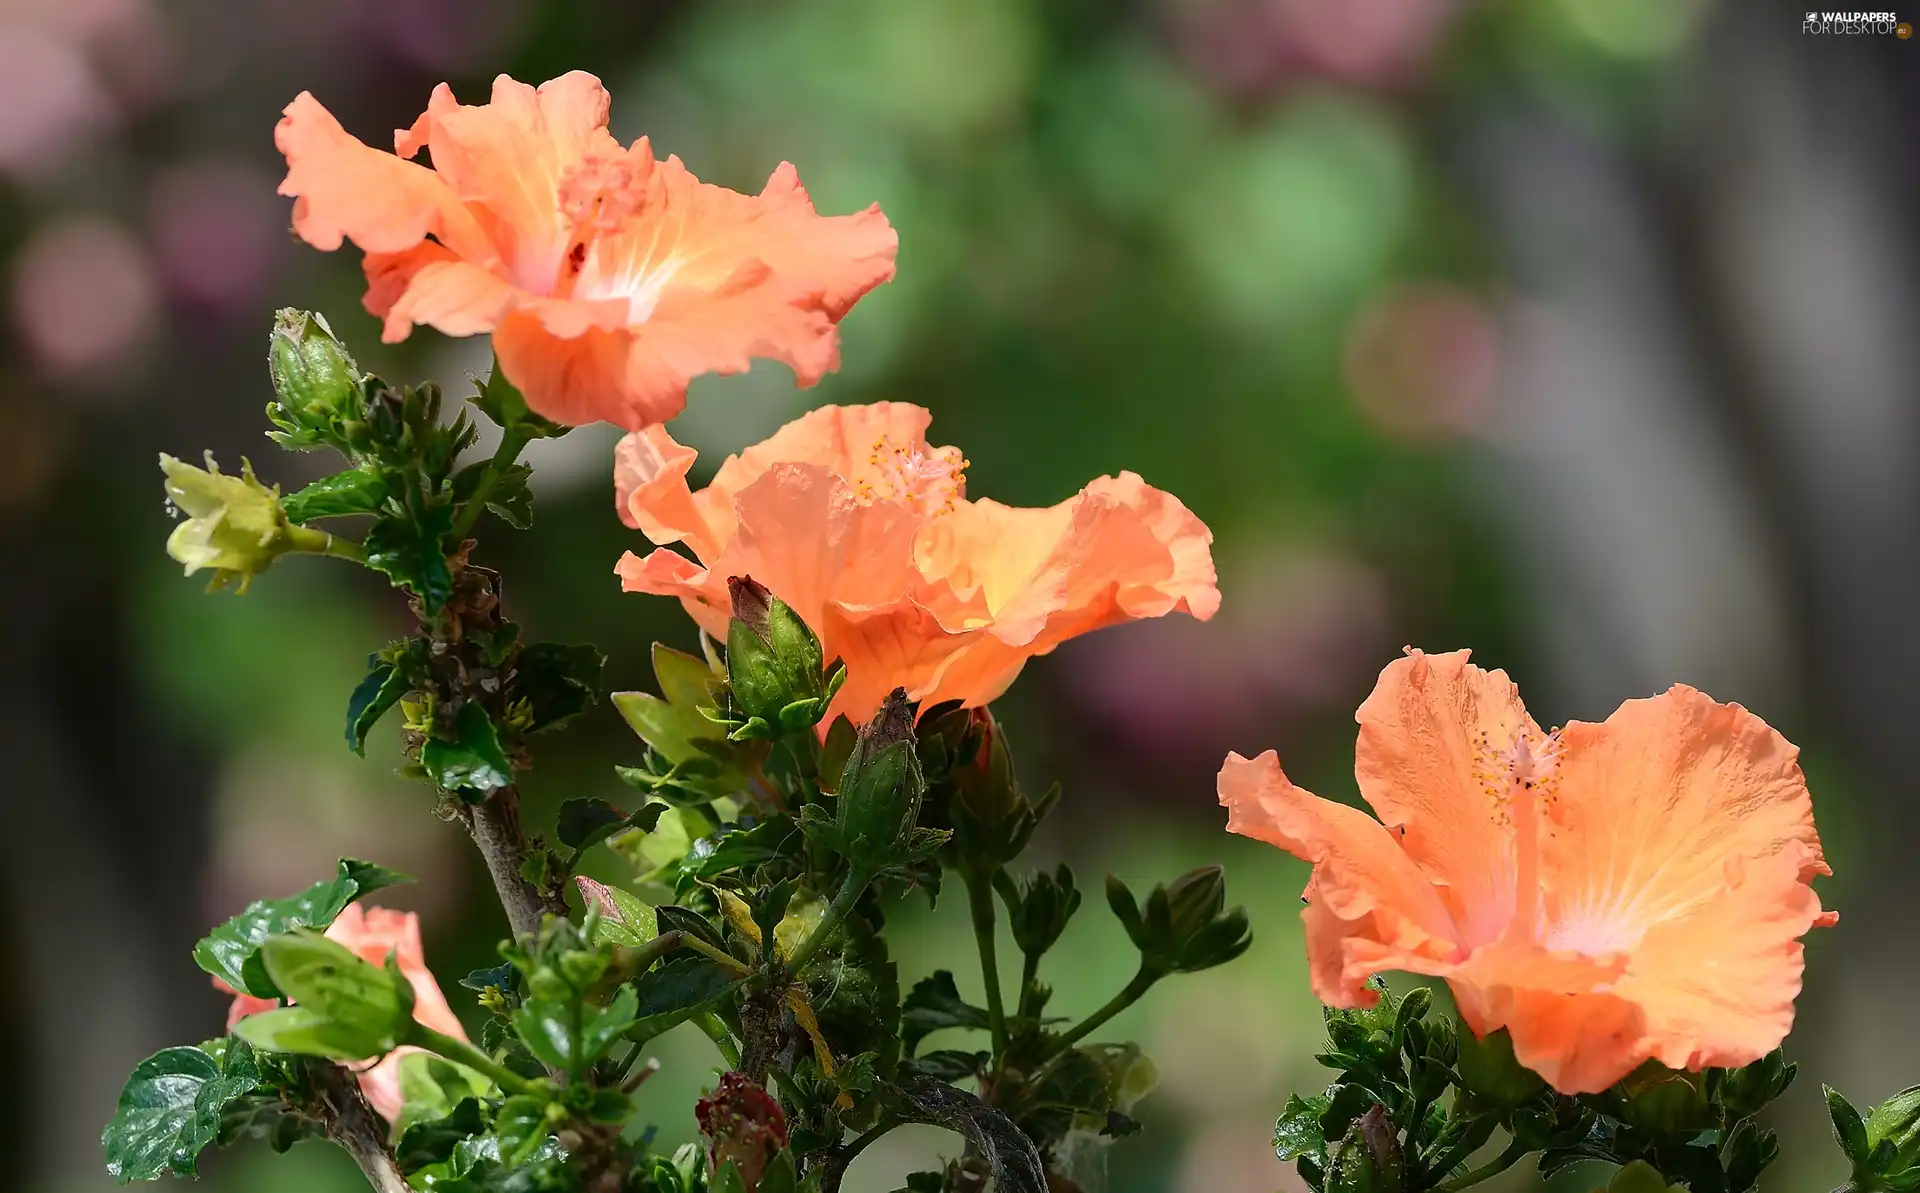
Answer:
xmin=1274 ymin=980 xmax=1800 ymax=1193
xmin=1826 ymin=1083 xmax=1920 ymax=1191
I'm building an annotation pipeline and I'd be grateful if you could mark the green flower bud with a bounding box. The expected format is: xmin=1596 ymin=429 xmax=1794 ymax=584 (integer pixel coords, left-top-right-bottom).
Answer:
xmin=936 ymin=708 xmax=1059 ymax=871
xmin=1616 ymin=1063 xmax=1714 ymax=1136
xmin=1105 ymin=866 xmax=1252 ymax=976
xmin=826 ymin=688 xmax=935 ymax=869
xmin=269 ymin=308 xmax=362 ymax=431
xmin=999 ymin=863 xmax=1081 ymax=958
xmin=1325 ymin=1106 xmax=1403 ymax=1193
xmin=1455 ymin=1027 xmax=1547 ymax=1110
xmin=233 ymin=930 xmax=415 ymax=1060
xmin=725 ymin=576 xmax=833 ymax=738
xmin=160 ymin=452 xmax=298 ymax=591
xmin=1866 ymin=1085 xmax=1920 ymax=1180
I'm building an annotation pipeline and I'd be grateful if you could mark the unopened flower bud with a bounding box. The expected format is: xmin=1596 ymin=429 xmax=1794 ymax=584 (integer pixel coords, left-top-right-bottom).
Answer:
xmin=830 ymin=689 xmax=928 ymax=868
xmin=269 ymin=308 xmax=361 ymax=430
xmin=160 ymin=452 xmax=295 ymax=591
xmin=725 ymin=576 xmax=831 ymax=737
xmin=938 ymin=709 xmax=1059 ymax=871
xmin=1325 ymin=1106 xmax=1403 ymax=1193
xmin=233 ymin=930 xmax=415 ymax=1060
xmin=1866 ymin=1085 xmax=1920 ymax=1182
xmin=1107 ymin=866 xmax=1252 ymax=976
xmin=1455 ymin=1026 xmax=1547 ymax=1110
xmin=1002 ymin=864 xmax=1081 ymax=958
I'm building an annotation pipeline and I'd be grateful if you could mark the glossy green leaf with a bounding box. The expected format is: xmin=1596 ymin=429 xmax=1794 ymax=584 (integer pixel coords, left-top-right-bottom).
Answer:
xmin=901 ymin=970 xmax=990 ymax=1054
xmin=421 ymin=702 xmax=514 ymax=798
xmin=282 ymin=468 xmax=387 ymax=524
xmin=345 ymin=655 xmax=411 ymax=755
xmin=103 ymin=1041 xmax=260 ymax=1182
xmin=364 ymin=504 xmax=455 ymax=611
xmin=628 ymin=957 xmax=740 ymax=1043
xmin=395 ymin=1096 xmax=487 ymax=1173
xmin=575 ymin=876 xmax=658 ymax=948
xmin=192 ymin=859 xmax=409 ymax=998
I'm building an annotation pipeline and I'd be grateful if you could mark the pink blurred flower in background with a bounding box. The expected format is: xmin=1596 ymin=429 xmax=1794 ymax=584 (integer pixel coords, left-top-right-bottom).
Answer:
xmin=1168 ymin=0 xmax=1461 ymax=97
xmin=0 ymin=0 xmax=174 ymax=176
xmin=219 ymin=904 xmax=469 ymax=1122
xmin=10 ymin=216 xmax=159 ymax=381
xmin=148 ymin=160 xmax=284 ymax=312
xmin=1060 ymin=547 xmax=1390 ymax=784
xmin=1344 ymin=282 xmax=1498 ymax=440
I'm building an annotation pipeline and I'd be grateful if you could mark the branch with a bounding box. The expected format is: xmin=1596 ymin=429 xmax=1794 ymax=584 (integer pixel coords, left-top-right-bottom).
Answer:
xmin=316 ymin=1064 xmax=409 ymax=1193
xmin=460 ymin=786 xmax=565 ymax=941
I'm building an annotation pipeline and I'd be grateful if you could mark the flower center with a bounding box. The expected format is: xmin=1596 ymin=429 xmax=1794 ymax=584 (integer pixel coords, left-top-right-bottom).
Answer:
xmin=1474 ymin=723 xmax=1562 ymax=939
xmin=559 ymin=154 xmax=648 ymax=242
xmin=852 ymin=436 xmax=968 ymax=517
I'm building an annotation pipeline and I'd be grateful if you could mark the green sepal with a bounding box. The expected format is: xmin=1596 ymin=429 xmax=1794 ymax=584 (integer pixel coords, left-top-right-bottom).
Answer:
xmin=192 ymin=858 xmax=409 ymax=998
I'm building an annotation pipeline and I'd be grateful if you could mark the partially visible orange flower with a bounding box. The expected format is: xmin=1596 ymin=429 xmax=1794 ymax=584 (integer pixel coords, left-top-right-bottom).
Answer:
xmin=614 ymin=402 xmax=1220 ymax=727
xmin=219 ymin=904 xmax=469 ymax=1121
xmin=274 ymin=72 xmax=897 ymax=429
xmin=1219 ymin=648 xmax=1835 ymax=1094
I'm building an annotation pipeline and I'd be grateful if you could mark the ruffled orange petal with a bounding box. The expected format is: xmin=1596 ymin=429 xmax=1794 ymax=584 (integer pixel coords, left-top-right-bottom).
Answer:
xmin=362 ymin=245 xmax=518 ymax=343
xmin=395 ymin=73 xmax=620 ymax=292
xmin=1354 ymin=649 xmax=1541 ymax=949
xmin=613 ymin=426 xmax=715 ymax=550
xmin=275 ymin=92 xmax=491 ymax=264
xmin=1218 ymin=750 xmax=1461 ymax=1005
xmin=1442 ymin=941 xmax=1644 ymax=1093
xmin=1544 ymin=686 xmax=1833 ymax=1074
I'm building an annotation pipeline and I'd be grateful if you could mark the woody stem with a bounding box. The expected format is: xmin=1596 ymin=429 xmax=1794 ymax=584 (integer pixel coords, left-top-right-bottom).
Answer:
xmin=460 ymin=786 xmax=566 ymax=942
xmin=315 ymin=1063 xmax=409 ymax=1193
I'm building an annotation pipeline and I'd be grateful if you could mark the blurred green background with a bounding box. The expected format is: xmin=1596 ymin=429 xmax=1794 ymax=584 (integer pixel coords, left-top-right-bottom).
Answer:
xmin=4 ymin=0 xmax=1917 ymax=1190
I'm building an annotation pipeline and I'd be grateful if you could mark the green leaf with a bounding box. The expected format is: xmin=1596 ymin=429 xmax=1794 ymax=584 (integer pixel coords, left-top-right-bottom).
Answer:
xmin=103 ymin=1041 xmax=261 ymax=1182
xmin=494 ymin=1094 xmax=555 ymax=1166
xmin=558 ymin=798 xmax=666 ymax=860
xmin=192 ymin=859 xmax=409 ymax=998
xmin=575 ymin=876 xmax=658 ymax=948
xmin=421 ymin=702 xmax=514 ymax=798
xmin=579 ymin=986 xmax=640 ymax=1067
xmin=901 ymin=971 xmax=991 ymax=1054
xmin=454 ymin=459 xmax=536 ymax=531
xmin=282 ymin=468 xmax=388 ymax=523
xmin=395 ymin=1096 xmax=487 ymax=1173
xmin=345 ymin=655 xmax=411 ymax=755
xmin=1274 ymin=1094 xmax=1332 ymax=1163
xmin=472 ymin=363 xmax=566 ymax=439
xmin=628 ymin=957 xmax=740 ymax=1043
xmin=516 ymin=643 xmax=605 ymax=733
xmin=685 ymin=816 xmax=799 ymax=879
xmin=364 ymin=504 xmax=455 ymax=611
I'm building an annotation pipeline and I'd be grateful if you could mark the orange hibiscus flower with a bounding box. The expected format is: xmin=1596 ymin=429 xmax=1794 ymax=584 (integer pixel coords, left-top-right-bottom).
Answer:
xmin=1219 ymin=648 xmax=1834 ymax=1094
xmin=274 ymin=72 xmax=897 ymax=429
xmin=614 ymin=402 xmax=1220 ymax=726
xmin=219 ymin=905 xmax=470 ymax=1121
